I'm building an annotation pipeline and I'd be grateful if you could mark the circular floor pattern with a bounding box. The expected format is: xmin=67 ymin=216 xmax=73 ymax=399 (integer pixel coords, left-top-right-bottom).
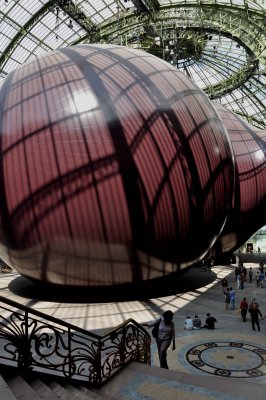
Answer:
xmin=186 ymin=342 xmax=266 ymax=378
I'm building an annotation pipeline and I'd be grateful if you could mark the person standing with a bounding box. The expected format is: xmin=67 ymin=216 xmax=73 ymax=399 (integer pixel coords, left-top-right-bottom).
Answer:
xmin=236 ymin=273 xmax=241 ymax=290
xmin=249 ymin=304 xmax=263 ymax=331
xmin=225 ymin=287 xmax=230 ymax=310
xmin=143 ymin=310 xmax=175 ymax=369
xmin=221 ymin=278 xmax=228 ymax=293
xmin=239 ymin=297 xmax=249 ymax=322
xmin=240 ymin=273 xmax=245 ymax=289
xmin=259 ymin=270 xmax=264 ymax=288
xmin=229 ymin=287 xmax=236 ymax=310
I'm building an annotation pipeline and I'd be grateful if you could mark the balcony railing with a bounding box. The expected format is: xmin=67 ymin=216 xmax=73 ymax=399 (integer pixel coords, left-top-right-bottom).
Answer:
xmin=0 ymin=295 xmax=151 ymax=386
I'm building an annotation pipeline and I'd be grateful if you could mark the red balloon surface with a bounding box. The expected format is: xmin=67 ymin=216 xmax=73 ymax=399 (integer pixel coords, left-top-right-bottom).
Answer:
xmin=0 ymin=45 xmax=235 ymax=286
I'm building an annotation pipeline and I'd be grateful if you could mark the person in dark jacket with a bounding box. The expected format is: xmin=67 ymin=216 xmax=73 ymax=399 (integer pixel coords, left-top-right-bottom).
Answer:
xmin=249 ymin=304 xmax=264 ymax=331
xmin=239 ymin=297 xmax=248 ymax=322
xmin=203 ymin=313 xmax=217 ymax=329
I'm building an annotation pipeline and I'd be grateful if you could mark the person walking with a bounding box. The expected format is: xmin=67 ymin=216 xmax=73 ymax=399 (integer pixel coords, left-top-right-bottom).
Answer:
xmin=239 ymin=297 xmax=249 ymax=322
xmin=248 ymin=304 xmax=264 ymax=331
xmin=143 ymin=310 xmax=176 ymax=369
xmin=249 ymin=298 xmax=259 ymax=308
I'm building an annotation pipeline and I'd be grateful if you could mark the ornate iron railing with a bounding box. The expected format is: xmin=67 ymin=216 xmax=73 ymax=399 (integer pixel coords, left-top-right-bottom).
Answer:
xmin=0 ymin=295 xmax=151 ymax=386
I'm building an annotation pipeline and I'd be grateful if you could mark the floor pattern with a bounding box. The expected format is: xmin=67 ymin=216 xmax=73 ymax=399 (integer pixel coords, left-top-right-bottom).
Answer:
xmin=150 ymin=330 xmax=266 ymax=384
xmin=186 ymin=341 xmax=266 ymax=378
xmin=117 ymin=373 xmax=251 ymax=400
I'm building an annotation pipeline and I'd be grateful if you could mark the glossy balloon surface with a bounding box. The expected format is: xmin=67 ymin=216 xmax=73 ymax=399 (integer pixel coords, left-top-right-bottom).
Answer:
xmin=212 ymin=104 xmax=266 ymax=256
xmin=0 ymin=45 xmax=235 ymax=286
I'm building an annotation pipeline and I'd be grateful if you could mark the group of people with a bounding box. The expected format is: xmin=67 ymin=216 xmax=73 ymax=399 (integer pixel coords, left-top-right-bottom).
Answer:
xmin=223 ymin=285 xmax=236 ymax=310
xmin=255 ymin=262 xmax=266 ymax=288
xmin=184 ymin=313 xmax=217 ymax=330
xmin=142 ymin=260 xmax=265 ymax=370
xmin=239 ymin=297 xmax=264 ymax=330
xmin=234 ymin=262 xmax=266 ymax=289
xmin=201 ymin=257 xmax=214 ymax=271
xmin=234 ymin=263 xmax=247 ymax=290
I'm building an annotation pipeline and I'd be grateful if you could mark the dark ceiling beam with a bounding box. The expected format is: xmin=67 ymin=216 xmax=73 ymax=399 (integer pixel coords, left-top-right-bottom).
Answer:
xmin=131 ymin=0 xmax=149 ymax=13
xmin=56 ymin=0 xmax=97 ymax=33
xmin=142 ymin=0 xmax=160 ymax=11
xmin=98 ymin=5 xmax=265 ymax=66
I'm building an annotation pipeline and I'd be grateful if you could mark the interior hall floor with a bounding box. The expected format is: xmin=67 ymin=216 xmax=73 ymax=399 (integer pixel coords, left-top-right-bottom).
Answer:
xmin=0 ymin=252 xmax=266 ymax=388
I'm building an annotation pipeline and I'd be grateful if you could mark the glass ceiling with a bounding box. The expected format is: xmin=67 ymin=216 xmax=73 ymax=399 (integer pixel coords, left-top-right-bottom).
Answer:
xmin=0 ymin=0 xmax=265 ymax=128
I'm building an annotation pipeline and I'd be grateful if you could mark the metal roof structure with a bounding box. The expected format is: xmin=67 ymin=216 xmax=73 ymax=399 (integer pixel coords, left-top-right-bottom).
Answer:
xmin=0 ymin=0 xmax=265 ymax=128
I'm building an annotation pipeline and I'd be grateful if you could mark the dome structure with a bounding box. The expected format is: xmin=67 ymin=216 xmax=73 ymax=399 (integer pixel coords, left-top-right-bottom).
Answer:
xmin=0 ymin=0 xmax=265 ymax=129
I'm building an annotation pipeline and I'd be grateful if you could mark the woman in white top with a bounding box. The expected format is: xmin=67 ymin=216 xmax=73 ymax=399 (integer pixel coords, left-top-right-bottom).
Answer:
xmin=143 ymin=310 xmax=176 ymax=369
xmin=184 ymin=316 xmax=194 ymax=330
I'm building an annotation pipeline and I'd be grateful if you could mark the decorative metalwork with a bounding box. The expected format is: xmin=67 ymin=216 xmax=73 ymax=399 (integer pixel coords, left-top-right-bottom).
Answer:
xmin=0 ymin=296 xmax=151 ymax=386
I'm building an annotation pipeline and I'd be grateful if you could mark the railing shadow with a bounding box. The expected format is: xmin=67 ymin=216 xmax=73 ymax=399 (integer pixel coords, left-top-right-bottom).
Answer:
xmin=0 ymin=295 xmax=150 ymax=386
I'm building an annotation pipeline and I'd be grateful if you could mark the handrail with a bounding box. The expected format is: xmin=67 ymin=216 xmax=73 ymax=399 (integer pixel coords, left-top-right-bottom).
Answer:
xmin=0 ymin=295 xmax=100 ymax=339
xmin=0 ymin=295 xmax=151 ymax=386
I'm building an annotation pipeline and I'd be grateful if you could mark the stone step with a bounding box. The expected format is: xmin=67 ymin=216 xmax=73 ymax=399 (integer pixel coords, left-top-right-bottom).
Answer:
xmin=4 ymin=374 xmax=42 ymax=400
xmin=0 ymin=363 xmax=116 ymax=400
xmin=46 ymin=379 xmax=109 ymax=400
xmin=95 ymin=361 xmax=266 ymax=400
xmin=45 ymin=380 xmax=77 ymax=400
xmin=74 ymin=383 xmax=114 ymax=400
xmin=0 ymin=373 xmax=17 ymax=400
xmin=64 ymin=382 xmax=99 ymax=400
xmin=25 ymin=377 xmax=62 ymax=399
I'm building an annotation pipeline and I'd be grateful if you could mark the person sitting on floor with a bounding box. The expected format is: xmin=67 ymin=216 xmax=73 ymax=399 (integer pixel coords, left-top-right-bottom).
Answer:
xmin=203 ymin=313 xmax=217 ymax=329
xmin=184 ymin=316 xmax=194 ymax=330
xmin=193 ymin=315 xmax=202 ymax=330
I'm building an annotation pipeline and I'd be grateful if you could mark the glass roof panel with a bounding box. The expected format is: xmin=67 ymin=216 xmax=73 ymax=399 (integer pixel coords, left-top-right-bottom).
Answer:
xmin=0 ymin=19 xmax=18 ymax=38
xmin=17 ymin=0 xmax=45 ymax=13
xmin=10 ymin=44 xmax=30 ymax=61
xmin=3 ymin=56 xmax=20 ymax=72
xmin=0 ymin=0 xmax=265 ymax=128
xmin=7 ymin=5 xmax=31 ymax=25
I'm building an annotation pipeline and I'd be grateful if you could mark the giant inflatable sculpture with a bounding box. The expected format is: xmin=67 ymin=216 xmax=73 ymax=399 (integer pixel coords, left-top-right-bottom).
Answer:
xmin=0 ymin=45 xmax=265 ymax=287
xmin=212 ymin=104 xmax=266 ymax=255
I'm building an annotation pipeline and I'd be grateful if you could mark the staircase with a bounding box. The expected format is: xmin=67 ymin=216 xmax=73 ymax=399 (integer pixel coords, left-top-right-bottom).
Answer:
xmin=0 ymin=296 xmax=150 ymax=399
xmin=0 ymin=364 xmax=106 ymax=399
xmin=1 ymin=360 xmax=266 ymax=400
